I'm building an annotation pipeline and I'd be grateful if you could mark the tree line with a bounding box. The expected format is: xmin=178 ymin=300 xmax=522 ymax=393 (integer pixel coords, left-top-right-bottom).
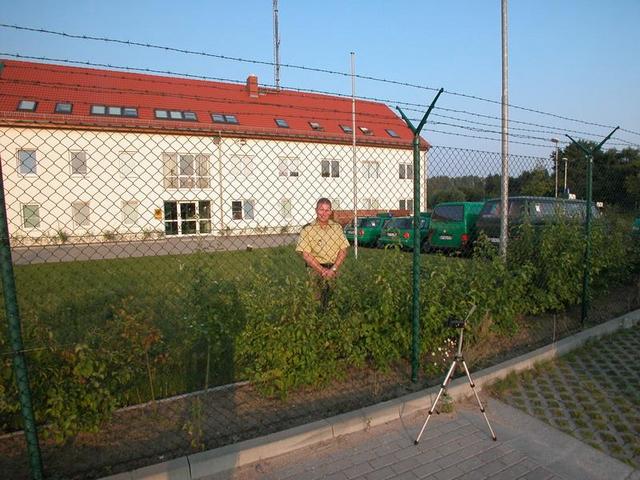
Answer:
xmin=428 ymin=143 xmax=640 ymax=212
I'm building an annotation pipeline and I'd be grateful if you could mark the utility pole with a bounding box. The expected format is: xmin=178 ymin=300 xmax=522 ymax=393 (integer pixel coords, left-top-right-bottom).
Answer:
xmin=500 ymin=0 xmax=509 ymax=258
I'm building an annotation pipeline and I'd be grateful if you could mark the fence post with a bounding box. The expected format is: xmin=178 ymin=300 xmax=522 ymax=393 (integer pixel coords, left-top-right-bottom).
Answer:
xmin=0 ymin=158 xmax=44 ymax=480
xmin=397 ymin=87 xmax=443 ymax=383
xmin=566 ymin=127 xmax=618 ymax=327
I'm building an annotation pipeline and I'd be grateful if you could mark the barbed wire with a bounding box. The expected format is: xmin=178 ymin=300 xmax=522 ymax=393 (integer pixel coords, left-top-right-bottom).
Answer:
xmin=1 ymin=23 xmax=638 ymax=137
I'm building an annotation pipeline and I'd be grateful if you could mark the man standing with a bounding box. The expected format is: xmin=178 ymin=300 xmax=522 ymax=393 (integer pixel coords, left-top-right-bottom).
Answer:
xmin=296 ymin=198 xmax=349 ymax=308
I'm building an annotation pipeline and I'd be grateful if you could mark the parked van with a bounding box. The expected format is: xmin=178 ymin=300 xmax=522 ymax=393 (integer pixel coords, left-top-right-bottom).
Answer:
xmin=633 ymin=217 xmax=640 ymax=238
xmin=343 ymin=213 xmax=391 ymax=247
xmin=475 ymin=196 xmax=599 ymax=244
xmin=426 ymin=201 xmax=484 ymax=253
xmin=378 ymin=213 xmax=431 ymax=250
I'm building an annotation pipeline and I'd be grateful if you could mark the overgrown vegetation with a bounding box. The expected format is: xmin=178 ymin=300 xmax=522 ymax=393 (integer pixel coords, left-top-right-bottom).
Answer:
xmin=0 ymin=219 xmax=638 ymax=442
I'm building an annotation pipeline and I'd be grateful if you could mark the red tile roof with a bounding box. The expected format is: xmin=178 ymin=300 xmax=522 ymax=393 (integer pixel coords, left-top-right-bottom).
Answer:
xmin=0 ymin=59 xmax=428 ymax=149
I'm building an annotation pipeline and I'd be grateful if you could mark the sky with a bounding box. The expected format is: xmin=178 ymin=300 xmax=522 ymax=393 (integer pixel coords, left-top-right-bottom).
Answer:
xmin=0 ymin=0 xmax=638 ymax=160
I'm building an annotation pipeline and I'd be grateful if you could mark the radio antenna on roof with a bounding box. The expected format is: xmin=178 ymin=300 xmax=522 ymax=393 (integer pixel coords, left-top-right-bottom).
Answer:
xmin=273 ymin=0 xmax=281 ymax=90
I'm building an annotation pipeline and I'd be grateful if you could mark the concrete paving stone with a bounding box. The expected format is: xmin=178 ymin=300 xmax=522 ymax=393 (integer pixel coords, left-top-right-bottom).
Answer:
xmin=324 ymin=472 xmax=349 ymax=480
xmin=487 ymin=460 xmax=534 ymax=480
xmin=369 ymin=451 xmax=404 ymax=470
xmin=390 ymin=470 xmax=418 ymax=480
xmin=343 ymin=461 xmax=375 ymax=479
xmin=411 ymin=461 xmax=441 ymax=479
xmin=373 ymin=442 xmax=403 ymax=457
xmin=432 ymin=464 xmax=464 ymax=480
xmin=390 ymin=456 xmax=422 ymax=475
xmin=474 ymin=458 xmax=515 ymax=478
xmin=518 ymin=466 xmax=555 ymax=480
xmin=452 ymin=454 xmax=485 ymax=472
xmin=453 ymin=470 xmax=487 ymax=480
xmin=363 ymin=465 xmax=396 ymax=480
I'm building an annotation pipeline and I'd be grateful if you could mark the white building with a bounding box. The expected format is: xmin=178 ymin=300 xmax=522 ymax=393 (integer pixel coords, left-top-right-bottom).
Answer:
xmin=0 ymin=59 xmax=428 ymax=244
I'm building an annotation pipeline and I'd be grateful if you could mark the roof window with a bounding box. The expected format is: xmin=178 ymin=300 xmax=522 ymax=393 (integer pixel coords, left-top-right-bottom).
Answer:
xmin=309 ymin=121 xmax=323 ymax=130
xmin=55 ymin=102 xmax=73 ymax=114
xmin=386 ymin=129 xmax=400 ymax=138
xmin=211 ymin=113 xmax=238 ymax=124
xmin=359 ymin=126 xmax=373 ymax=135
xmin=340 ymin=125 xmax=353 ymax=134
xmin=91 ymin=105 xmax=138 ymax=117
xmin=17 ymin=100 xmax=37 ymax=112
xmin=275 ymin=118 xmax=289 ymax=128
xmin=155 ymin=109 xmax=197 ymax=121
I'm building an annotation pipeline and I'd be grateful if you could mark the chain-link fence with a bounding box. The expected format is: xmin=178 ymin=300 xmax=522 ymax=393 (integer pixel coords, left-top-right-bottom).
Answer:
xmin=1 ymin=125 xmax=639 ymax=479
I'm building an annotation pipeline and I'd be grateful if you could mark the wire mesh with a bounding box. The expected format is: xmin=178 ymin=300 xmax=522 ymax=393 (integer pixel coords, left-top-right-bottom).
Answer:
xmin=1 ymin=125 xmax=638 ymax=479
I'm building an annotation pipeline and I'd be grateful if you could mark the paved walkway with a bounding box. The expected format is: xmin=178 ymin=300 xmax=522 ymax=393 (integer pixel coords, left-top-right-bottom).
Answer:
xmin=204 ymin=398 xmax=637 ymax=480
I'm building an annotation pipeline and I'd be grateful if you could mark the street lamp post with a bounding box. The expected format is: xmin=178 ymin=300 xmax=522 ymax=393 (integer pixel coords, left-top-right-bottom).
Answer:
xmin=551 ymin=138 xmax=559 ymax=198
xmin=563 ymin=157 xmax=569 ymax=196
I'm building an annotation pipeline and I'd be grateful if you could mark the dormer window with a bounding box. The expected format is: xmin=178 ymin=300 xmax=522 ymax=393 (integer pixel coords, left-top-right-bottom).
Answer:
xmin=386 ymin=129 xmax=400 ymax=138
xmin=211 ymin=114 xmax=238 ymax=124
xmin=359 ymin=126 xmax=373 ymax=135
xmin=275 ymin=118 xmax=289 ymax=128
xmin=17 ymin=100 xmax=37 ymax=112
xmin=55 ymin=102 xmax=73 ymax=114
xmin=309 ymin=121 xmax=323 ymax=130
xmin=91 ymin=105 xmax=106 ymax=115
xmin=340 ymin=125 xmax=353 ymax=134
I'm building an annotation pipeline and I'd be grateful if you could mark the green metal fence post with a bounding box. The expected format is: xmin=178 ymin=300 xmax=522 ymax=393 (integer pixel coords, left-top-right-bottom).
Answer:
xmin=0 ymin=159 xmax=44 ymax=480
xmin=397 ymin=88 xmax=443 ymax=383
xmin=566 ymin=127 xmax=618 ymax=327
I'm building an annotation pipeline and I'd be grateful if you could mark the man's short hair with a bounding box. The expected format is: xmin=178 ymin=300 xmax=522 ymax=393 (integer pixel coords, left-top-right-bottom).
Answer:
xmin=316 ymin=198 xmax=332 ymax=209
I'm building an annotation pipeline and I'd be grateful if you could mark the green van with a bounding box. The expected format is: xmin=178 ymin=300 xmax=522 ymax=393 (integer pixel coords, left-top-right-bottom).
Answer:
xmin=343 ymin=213 xmax=391 ymax=247
xmin=378 ymin=213 xmax=431 ymax=250
xmin=475 ymin=196 xmax=599 ymax=245
xmin=632 ymin=217 xmax=640 ymax=237
xmin=426 ymin=201 xmax=484 ymax=253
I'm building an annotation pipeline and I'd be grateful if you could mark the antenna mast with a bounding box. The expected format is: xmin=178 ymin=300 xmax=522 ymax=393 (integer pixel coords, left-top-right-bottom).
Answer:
xmin=273 ymin=0 xmax=281 ymax=90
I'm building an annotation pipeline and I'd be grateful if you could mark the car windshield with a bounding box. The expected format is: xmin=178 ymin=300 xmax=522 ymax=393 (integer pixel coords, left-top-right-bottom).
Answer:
xmin=385 ymin=217 xmax=412 ymax=229
xmin=357 ymin=218 xmax=379 ymax=228
xmin=479 ymin=200 xmax=523 ymax=218
xmin=432 ymin=205 xmax=464 ymax=222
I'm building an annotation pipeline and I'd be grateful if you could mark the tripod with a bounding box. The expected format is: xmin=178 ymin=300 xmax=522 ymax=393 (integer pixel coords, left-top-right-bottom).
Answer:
xmin=415 ymin=306 xmax=496 ymax=444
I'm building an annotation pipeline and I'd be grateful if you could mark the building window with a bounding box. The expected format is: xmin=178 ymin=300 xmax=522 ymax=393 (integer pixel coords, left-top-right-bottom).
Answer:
xmin=17 ymin=149 xmax=37 ymax=175
xmin=211 ymin=113 xmax=238 ymax=124
xmin=22 ymin=204 xmax=40 ymax=228
xmin=278 ymin=157 xmax=299 ymax=177
xmin=321 ymin=160 xmax=340 ymax=178
xmin=55 ymin=102 xmax=73 ymax=114
xmin=72 ymin=201 xmax=91 ymax=227
xmin=309 ymin=121 xmax=323 ymax=130
xmin=232 ymin=200 xmax=255 ymax=220
xmin=399 ymin=162 xmax=413 ymax=180
xmin=162 ymin=153 xmax=211 ymax=189
xmin=17 ymin=100 xmax=37 ymax=111
xmin=280 ymin=198 xmax=293 ymax=219
xmin=122 ymin=200 xmax=139 ymax=226
xmin=362 ymin=161 xmax=379 ymax=179
xmin=123 ymin=107 xmax=138 ymax=117
xmin=362 ymin=198 xmax=380 ymax=209
xmin=340 ymin=125 xmax=353 ymax=134
xmin=399 ymin=199 xmax=414 ymax=213
xmin=70 ymin=151 xmax=88 ymax=176
xmin=386 ymin=129 xmax=400 ymax=138
xmin=359 ymin=126 xmax=373 ymax=135
xmin=275 ymin=118 xmax=289 ymax=128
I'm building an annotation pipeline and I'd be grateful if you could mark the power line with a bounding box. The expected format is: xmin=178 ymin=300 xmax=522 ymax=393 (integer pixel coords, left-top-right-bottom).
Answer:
xmin=2 ymin=23 xmax=638 ymax=137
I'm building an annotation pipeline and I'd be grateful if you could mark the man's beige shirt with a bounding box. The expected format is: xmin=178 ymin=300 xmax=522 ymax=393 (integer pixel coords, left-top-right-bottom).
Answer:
xmin=296 ymin=220 xmax=349 ymax=265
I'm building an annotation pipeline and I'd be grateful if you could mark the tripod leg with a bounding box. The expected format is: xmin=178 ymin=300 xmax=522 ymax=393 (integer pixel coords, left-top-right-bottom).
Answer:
xmin=460 ymin=359 xmax=497 ymax=441
xmin=415 ymin=360 xmax=457 ymax=445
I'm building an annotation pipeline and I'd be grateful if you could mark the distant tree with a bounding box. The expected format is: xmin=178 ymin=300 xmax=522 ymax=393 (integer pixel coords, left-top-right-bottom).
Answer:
xmin=430 ymin=188 xmax=466 ymax=205
xmin=517 ymin=167 xmax=553 ymax=197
